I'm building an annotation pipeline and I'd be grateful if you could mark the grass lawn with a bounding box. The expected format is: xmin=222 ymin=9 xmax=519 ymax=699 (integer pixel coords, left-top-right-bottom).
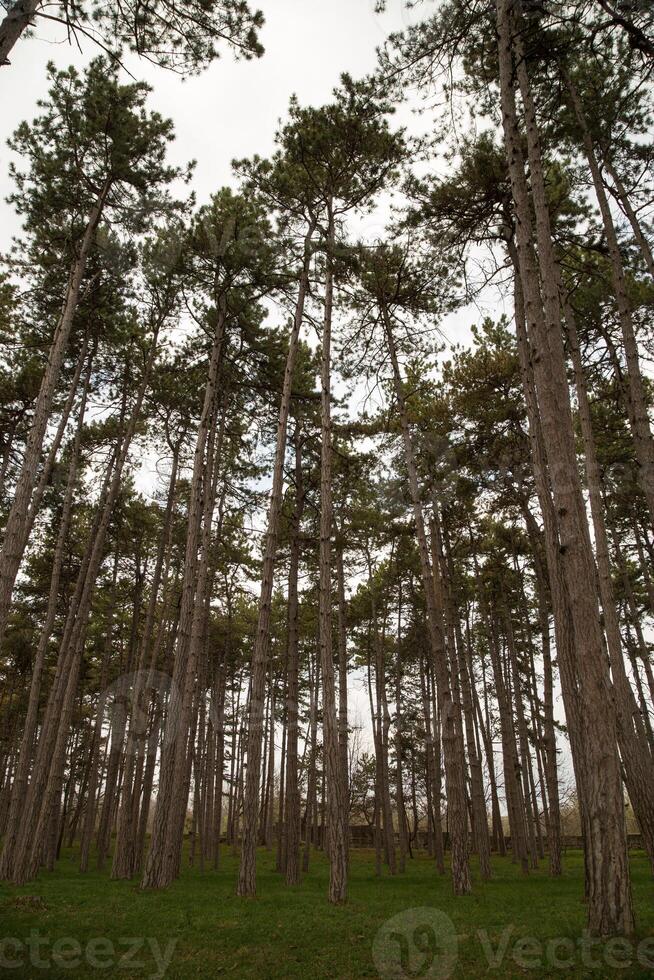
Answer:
xmin=0 ymin=846 xmax=652 ymax=978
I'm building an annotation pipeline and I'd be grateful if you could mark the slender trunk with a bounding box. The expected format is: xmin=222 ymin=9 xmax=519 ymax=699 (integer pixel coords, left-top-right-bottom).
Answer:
xmin=473 ymin=678 xmax=505 ymax=857
xmin=602 ymin=156 xmax=654 ymax=281
xmin=497 ymin=1 xmax=633 ymax=933
xmin=563 ymin=69 xmax=654 ymax=520
xmin=12 ymin=326 xmax=159 ymax=885
xmin=486 ymin=604 xmax=529 ymax=873
xmin=0 ymin=179 xmax=111 ymax=648
xmin=111 ymin=443 xmax=180 ymax=879
xmin=394 ymin=583 xmax=409 ymax=873
xmin=275 ymin=691 xmax=287 ymax=872
xmin=237 ymin=220 xmax=316 ymax=898
xmin=23 ymin=331 xmax=89 ymax=537
xmin=264 ymin=685 xmax=276 ymax=851
xmin=284 ymin=426 xmax=305 ymax=886
xmin=563 ymin=302 xmax=654 ymax=872
xmin=420 ymin=658 xmax=444 ymax=872
xmin=0 ymin=0 xmax=41 ymax=66
xmin=335 ymin=530 xmax=350 ymax=832
xmin=381 ymin=303 xmax=470 ymax=894
xmin=79 ymin=554 xmax=120 ymax=872
xmin=504 ymin=609 xmax=539 ymax=870
xmin=0 ymin=350 xmax=92 ymax=880
xmin=212 ymin=658 xmax=227 ymax=869
xmin=528 ymin=527 xmax=562 ymax=875
xmin=165 ymin=402 xmax=225 ymax=883
xmin=318 ymin=205 xmax=348 ymax=903
xmin=437 ymin=514 xmax=491 ymax=879
xmin=142 ymin=305 xmax=226 ymax=890
xmin=96 ymin=567 xmax=144 ymax=871
xmin=302 ymin=649 xmax=319 ymax=874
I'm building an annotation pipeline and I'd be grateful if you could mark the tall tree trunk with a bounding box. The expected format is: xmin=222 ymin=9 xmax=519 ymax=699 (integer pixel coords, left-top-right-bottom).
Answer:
xmin=0 ymin=349 xmax=92 ymax=880
xmin=335 ymin=530 xmax=350 ymax=836
xmin=485 ymin=601 xmax=530 ymax=873
xmin=142 ymin=302 xmax=226 ymax=890
xmin=264 ymin=684 xmax=276 ymax=851
xmin=302 ymin=648 xmax=319 ymax=873
xmin=23 ymin=331 xmax=90 ymax=538
xmin=0 ymin=0 xmax=40 ymax=66
xmin=79 ymin=553 xmax=120 ymax=872
xmin=164 ymin=397 xmax=226 ymax=884
xmin=12 ymin=326 xmax=159 ymax=885
xmin=563 ymin=301 xmax=654 ymax=872
xmin=472 ymin=672 xmax=505 ymax=858
xmin=563 ymin=69 xmax=654 ymax=520
xmin=504 ymin=609 xmax=539 ymax=870
xmin=237 ymin=220 xmax=316 ymax=897
xmin=96 ymin=564 xmax=144 ymax=871
xmin=318 ymin=205 xmax=348 ymax=903
xmin=380 ymin=303 xmax=471 ymax=895
xmin=497 ymin=0 xmax=633 ymax=934
xmin=394 ymin=582 xmax=410 ymax=872
xmin=211 ymin=656 xmax=227 ymax=869
xmin=524 ymin=518 xmax=562 ymax=875
xmin=437 ymin=513 xmax=492 ymax=880
xmin=601 ymin=156 xmax=654 ymax=281
xmin=284 ymin=425 xmax=305 ymax=886
xmin=419 ymin=661 xmax=434 ymax=856
xmin=0 ymin=179 xmax=110 ymax=648
xmin=111 ymin=442 xmax=180 ymax=879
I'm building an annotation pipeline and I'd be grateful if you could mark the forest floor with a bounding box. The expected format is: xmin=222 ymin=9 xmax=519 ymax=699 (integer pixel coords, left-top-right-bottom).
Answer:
xmin=0 ymin=847 xmax=652 ymax=978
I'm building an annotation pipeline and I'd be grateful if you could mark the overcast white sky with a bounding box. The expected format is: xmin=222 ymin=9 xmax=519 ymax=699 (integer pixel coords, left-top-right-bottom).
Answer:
xmin=0 ymin=0 xmax=510 ymax=333
xmin=0 ymin=1 xmax=422 ymax=246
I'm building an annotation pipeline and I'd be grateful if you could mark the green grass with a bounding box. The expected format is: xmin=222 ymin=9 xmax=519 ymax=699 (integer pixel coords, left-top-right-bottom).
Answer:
xmin=0 ymin=847 xmax=652 ymax=978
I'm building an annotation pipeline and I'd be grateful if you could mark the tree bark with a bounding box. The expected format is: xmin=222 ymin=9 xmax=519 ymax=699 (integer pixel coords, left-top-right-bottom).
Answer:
xmin=602 ymin=156 xmax=654 ymax=281
xmin=318 ymin=205 xmax=348 ymax=903
xmin=0 ymin=179 xmax=110 ymax=649
xmin=335 ymin=530 xmax=350 ymax=838
xmin=284 ymin=425 xmax=305 ymax=886
xmin=563 ymin=68 xmax=654 ymax=522
xmin=111 ymin=442 xmax=180 ymax=879
xmin=498 ymin=0 xmax=634 ymax=934
xmin=381 ymin=303 xmax=471 ymax=895
xmin=237 ymin=219 xmax=316 ymax=897
xmin=437 ymin=512 xmax=492 ymax=879
xmin=563 ymin=300 xmax=654 ymax=873
xmin=141 ymin=299 xmax=227 ymax=889
xmin=0 ymin=344 xmax=93 ymax=880
xmin=0 ymin=0 xmax=40 ymax=66
xmin=11 ymin=326 xmax=159 ymax=885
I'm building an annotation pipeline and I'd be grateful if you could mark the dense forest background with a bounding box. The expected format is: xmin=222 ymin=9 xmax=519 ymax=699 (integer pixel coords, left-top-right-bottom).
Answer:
xmin=0 ymin=0 xmax=652 ymax=942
